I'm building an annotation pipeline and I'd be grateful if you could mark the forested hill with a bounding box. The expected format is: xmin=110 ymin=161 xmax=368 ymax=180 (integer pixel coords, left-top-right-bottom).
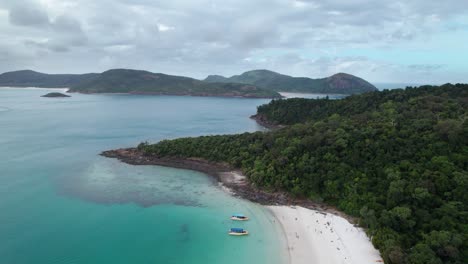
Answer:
xmin=137 ymin=84 xmax=468 ymax=264
xmin=69 ymin=69 xmax=281 ymax=98
xmin=0 ymin=69 xmax=281 ymax=98
xmin=255 ymin=84 xmax=467 ymax=125
xmin=204 ymin=69 xmax=378 ymax=94
xmin=0 ymin=70 xmax=98 ymax=88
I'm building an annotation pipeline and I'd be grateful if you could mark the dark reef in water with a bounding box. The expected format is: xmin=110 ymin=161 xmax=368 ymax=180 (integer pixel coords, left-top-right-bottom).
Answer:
xmin=100 ymin=148 xmax=351 ymax=220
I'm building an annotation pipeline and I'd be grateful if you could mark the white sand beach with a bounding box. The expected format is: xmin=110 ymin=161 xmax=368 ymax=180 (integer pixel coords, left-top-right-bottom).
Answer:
xmin=269 ymin=206 xmax=383 ymax=264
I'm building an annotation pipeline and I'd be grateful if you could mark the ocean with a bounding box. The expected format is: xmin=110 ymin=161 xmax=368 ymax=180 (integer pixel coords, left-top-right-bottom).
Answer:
xmin=0 ymin=88 xmax=287 ymax=264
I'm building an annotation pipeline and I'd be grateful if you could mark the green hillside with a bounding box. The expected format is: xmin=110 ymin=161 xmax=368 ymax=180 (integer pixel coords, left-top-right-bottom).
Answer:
xmin=68 ymin=69 xmax=281 ymax=98
xmin=205 ymin=69 xmax=378 ymax=94
xmin=137 ymin=84 xmax=468 ymax=264
xmin=0 ymin=69 xmax=281 ymax=98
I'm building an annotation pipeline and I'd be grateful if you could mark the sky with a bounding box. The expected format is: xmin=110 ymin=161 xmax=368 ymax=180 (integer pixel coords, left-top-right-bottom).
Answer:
xmin=0 ymin=0 xmax=467 ymax=83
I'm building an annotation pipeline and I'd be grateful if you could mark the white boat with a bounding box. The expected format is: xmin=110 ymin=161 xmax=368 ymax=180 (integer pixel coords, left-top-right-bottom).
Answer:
xmin=229 ymin=228 xmax=249 ymax=236
xmin=231 ymin=214 xmax=249 ymax=221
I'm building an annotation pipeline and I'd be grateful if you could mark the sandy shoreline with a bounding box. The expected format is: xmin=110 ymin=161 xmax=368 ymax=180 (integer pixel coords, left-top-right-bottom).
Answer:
xmin=269 ymin=206 xmax=382 ymax=264
xmin=101 ymin=148 xmax=382 ymax=263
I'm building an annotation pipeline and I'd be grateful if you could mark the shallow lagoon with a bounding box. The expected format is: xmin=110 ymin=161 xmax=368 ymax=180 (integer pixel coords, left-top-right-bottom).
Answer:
xmin=0 ymin=88 xmax=286 ymax=264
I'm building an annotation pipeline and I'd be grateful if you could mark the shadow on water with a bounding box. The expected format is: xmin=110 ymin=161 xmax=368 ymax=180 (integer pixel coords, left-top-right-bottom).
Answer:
xmin=179 ymin=224 xmax=190 ymax=243
xmin=56 ymin=158 xmax=221 ymax=208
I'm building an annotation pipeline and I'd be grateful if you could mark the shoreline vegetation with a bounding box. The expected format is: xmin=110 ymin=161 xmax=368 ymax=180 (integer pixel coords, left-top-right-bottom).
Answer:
xmin=109 ymin=84 xmax=467 ymax=264
xmin=100 ymin=148 xmax=346 ymax=215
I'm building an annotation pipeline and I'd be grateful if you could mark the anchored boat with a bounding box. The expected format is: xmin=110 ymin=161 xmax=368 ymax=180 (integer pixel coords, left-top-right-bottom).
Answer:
xmin=231 ymin=214 xmax=249 ymax=221
xmin=229 ymin=228 xmax=249 ymax=236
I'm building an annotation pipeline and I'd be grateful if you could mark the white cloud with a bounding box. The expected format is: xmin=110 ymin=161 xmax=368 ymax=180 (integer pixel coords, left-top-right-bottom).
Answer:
xmin=157 ymin=23 xmax=174 ymax=32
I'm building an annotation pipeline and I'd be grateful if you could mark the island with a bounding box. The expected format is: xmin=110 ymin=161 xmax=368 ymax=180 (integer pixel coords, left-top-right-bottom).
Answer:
xmin=0 ymin=69 xmax=281 ymax=99
xmin=0 ymin=69 xmax=97 ymax=88
xmin=102 ymin=83 xmax=467 ymax=264
xmin=205 ymin=69 xmax=378 ymax=94
xmin=0 ymin=68 xmax=378 ymax=98
xmin=41 ymin=92 xmax=71 ymax=98
xmin=67 ymin=69 xmax=281 ymax=98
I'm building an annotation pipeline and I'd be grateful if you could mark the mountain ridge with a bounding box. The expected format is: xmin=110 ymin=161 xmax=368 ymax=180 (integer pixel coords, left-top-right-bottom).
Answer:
xmin=204 ymin=69 xmax=377 ymax=94
xmin=0 ymin=69 xmax=281 ymax=98
xmin=0 ymin=69 xmax=99 ymax=88
xmin=0 ymin=68 xmax=377 ymax=96
xmin=67 ymin=68 xmax=281 ymax=98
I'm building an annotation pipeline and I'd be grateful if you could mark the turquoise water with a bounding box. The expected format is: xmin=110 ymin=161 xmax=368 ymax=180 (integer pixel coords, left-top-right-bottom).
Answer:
xmin=0 ymin=88 xmax=287 ymax=264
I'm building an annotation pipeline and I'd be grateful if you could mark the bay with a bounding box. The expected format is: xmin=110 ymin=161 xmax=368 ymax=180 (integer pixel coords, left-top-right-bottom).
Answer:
xmin=0 ymin=88 xmax=287 ymax=264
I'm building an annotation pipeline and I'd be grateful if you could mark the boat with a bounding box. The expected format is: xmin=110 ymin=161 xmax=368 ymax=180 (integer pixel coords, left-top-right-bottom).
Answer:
xmin=229 ymin=228 xmax=249 ymax=236
xmin=231 ymin=214 xmax=249 ymax=221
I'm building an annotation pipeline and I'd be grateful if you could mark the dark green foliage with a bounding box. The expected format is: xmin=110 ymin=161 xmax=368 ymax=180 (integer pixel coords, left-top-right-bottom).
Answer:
xmin=257 ymin=84 xmax=468 ymax=126
xmin=204 ymin=69 xmax=378 ymax=94
xmin=139 ymin=83 xmax=468 ymax=263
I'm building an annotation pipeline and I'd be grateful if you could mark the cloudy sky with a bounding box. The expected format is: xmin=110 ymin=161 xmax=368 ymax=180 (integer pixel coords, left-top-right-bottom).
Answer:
xmin=0 ymin=0 xmax=467 ymax=83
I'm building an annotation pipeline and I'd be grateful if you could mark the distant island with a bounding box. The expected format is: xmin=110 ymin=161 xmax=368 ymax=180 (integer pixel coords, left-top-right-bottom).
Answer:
xmin=41 ymin=92 xmax=71 ymax=98
xmin=67 ymin=69 xmax=280 ymax=98
xmin=205 ymin=70 xmax=378 ymax=94
xmin=0 ymin=69 xmax=279 ymax=98
xmin=0 ymin=68 xmax=377 ymax=97
xmin=0 ymin=70 xmax=97 ymax=88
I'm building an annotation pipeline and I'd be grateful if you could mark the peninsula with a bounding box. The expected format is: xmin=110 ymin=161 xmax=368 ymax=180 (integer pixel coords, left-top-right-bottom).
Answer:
xmin=102 ymin=83 xmax=467 ymax=264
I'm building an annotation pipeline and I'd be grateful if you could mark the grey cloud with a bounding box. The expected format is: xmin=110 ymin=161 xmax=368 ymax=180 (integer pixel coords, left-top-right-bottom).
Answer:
xmin=52 ymin=15 xmax=83 ymax=33
xmin=25 ymin=39 xmax=72 ymax=52
xmin=7 ymin=0 xmax=50 ymax=26
xmin=0 ymin=0 xmax=466 ymax=84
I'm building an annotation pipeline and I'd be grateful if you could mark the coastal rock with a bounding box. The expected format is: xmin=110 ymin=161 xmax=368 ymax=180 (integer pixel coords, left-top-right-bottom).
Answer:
xmin=41 ymin=92 xmax=71 ymax=98
xmin=250 ymin=113 xmax=284 ymax=130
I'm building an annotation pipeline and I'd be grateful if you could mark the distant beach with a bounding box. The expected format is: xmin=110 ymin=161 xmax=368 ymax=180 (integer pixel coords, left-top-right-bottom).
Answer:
xmin=279 ymin=92 xmax=347 ymax=99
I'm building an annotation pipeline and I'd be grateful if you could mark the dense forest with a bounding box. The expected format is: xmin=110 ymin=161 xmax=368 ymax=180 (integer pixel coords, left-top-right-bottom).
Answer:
xmin=138 ymin=84 xmax=467 ymax=264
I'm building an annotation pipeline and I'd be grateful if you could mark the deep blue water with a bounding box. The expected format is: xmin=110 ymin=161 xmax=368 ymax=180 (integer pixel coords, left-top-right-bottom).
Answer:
xmin=0 ymin=88 xmax=287 ymax=264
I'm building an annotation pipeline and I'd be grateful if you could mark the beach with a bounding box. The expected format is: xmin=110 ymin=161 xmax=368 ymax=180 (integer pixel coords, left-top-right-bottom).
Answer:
xmin=269 ymin=206 xmax=383 ymax=264
xmin=100 ymin=149 xmax=383 ymax=264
